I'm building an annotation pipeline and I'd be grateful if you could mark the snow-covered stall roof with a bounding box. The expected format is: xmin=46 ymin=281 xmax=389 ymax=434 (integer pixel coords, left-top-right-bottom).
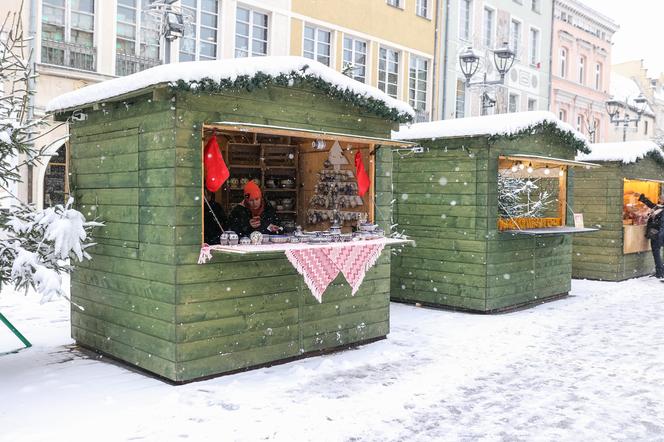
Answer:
xmin=610 ymin=74 xmax=655 ymax=116
xmin=46 ymin=56 xmax=414 ymax=122
xmin=576 ymin=140 xmax=664 ymax=164
xmin=392 ymin=111 xmax=588 ymax=152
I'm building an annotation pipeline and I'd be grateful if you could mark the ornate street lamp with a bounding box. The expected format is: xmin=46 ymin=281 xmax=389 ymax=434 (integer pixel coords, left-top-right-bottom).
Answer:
xmin=459 ymin=42 xmax=516 ymax=111
xmin=605 ymin=93 xmax=649 ymax=141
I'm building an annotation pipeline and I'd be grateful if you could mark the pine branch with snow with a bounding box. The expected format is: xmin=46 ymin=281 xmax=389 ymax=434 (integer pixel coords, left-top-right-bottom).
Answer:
xmin=0 ymin=7 xmax=101 ymax=302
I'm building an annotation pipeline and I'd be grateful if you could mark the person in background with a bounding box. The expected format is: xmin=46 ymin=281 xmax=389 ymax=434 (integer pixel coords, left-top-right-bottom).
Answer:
xmin=204 ymin=189 xmax=226 ymax=245
xmin=636 ymin=193 xmax=664 ymax=278
xmin=228 ymin=181 xmax=281 ymax=237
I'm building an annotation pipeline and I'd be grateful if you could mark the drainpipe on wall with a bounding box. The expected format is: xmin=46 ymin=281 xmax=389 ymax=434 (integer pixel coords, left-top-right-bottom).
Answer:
xmin=547 ymin=0 xmax=555 ymax=111
xmin=440 ymin=0 xmax=451 ymax=120
xmin=431 ymin=0 xmax=441 ymax=121
xmin=27 ymin=0 xmax=37 ymax=205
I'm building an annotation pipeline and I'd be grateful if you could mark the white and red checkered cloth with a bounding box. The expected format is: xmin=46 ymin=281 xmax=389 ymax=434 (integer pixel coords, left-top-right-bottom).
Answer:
xmin=285 ymin=242 xmax=385 ymax=302
xmin=197 ymin=238 xmax=405 ymax=302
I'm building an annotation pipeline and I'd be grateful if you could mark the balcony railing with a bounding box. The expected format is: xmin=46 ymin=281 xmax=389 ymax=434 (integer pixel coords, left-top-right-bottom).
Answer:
xmin=116 ymin=52 xmax=162 ymax=77
xmin=414 ymin=109 xmax=431 ymax=123
xmin=41 ymin=39 xmax=96 ymax=72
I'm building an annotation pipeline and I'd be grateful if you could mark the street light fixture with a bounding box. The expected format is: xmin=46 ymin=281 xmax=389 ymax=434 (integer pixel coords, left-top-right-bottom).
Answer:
xmin=459 ymin=42 xmax=516 ymax=111
xmin=605 ymin=93 xmax=649 ymax=141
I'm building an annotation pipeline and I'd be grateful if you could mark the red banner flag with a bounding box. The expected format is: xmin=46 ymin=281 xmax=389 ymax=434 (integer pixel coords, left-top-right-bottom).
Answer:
xmin=204 ymin=136 xmax=229 ymax=192
xmin=355 ymin=151 xmax=370 ymax=197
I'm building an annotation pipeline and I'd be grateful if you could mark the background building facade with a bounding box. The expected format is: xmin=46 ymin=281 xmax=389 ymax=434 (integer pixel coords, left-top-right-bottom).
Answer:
xmin=439 ymin=0 xmax=553 ymax=119
xmin=0 ymin=0 xmax=441 ymax=208
xmin=550 ymin=0 xmax=618 ymax=143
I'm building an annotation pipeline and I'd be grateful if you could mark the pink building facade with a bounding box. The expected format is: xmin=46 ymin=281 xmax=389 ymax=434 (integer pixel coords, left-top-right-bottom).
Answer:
xmin=550 ymin=0 xmax=618 ymax=143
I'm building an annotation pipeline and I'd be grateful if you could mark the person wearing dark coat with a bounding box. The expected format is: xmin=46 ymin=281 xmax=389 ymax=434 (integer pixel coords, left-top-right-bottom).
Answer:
xmin=637 ymin=193 xmax=664 ymax=278
xmin=203 ymin=189 xmax=227 ymax=245
xmin=228 ymin=181 xmax=281 ymax=237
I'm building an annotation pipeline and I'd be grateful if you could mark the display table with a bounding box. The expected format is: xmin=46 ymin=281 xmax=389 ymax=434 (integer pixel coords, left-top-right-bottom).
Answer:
xmin=199 ymin=237 xmax=411 ymax=302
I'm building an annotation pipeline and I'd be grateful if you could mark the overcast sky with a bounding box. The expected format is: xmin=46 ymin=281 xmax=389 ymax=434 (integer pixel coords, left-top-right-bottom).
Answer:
xmin=579 ymin=0 xmax=664 ymax=77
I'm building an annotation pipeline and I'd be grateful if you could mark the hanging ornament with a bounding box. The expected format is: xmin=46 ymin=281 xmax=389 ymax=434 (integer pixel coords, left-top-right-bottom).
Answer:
xmin=355 ymin=151 xmax=370 ymax=197
xmin=204 ymin=136 xmax=229 ymax=192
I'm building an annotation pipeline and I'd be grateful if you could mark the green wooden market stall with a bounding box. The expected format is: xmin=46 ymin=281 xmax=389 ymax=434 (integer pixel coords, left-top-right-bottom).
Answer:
xmin=391 ymin=111 xmax=598 ymax=313
xmin=573 ymin=141 xmax=664 ymax=281
xmin=46 ymin=56 xmax=413 ymax=382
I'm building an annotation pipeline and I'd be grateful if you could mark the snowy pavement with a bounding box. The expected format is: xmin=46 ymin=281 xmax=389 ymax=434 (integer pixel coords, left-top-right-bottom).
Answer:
xmin=1 ymin=277 xmax=663 ymax=442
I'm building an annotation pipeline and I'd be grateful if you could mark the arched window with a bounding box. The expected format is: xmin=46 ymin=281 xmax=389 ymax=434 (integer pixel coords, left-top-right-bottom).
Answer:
xmin=43 ymin=144 xmax=68 ymax=207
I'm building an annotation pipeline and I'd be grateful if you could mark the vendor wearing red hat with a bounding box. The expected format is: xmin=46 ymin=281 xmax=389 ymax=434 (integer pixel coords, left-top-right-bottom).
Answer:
xmin=228 ymin=181 xmax=282 ymax=237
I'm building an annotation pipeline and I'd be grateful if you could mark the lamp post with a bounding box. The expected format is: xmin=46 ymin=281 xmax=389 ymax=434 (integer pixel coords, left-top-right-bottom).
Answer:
xmin=147 ymin=0 xmax=185 ymax=65
xmin=605 ymin=94 xmax=648 ymax=142
xmin=459 ymin=42 xmax=516 ymax=112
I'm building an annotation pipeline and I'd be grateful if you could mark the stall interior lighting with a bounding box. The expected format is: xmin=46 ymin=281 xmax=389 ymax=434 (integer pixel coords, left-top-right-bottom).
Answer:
xmin=518 ymin=162 xmax=525 ymax=170
xmin=526 ymin=162 xmax=534 ymax=174
xmin=544 ymin=165 xmax=550 ymax=175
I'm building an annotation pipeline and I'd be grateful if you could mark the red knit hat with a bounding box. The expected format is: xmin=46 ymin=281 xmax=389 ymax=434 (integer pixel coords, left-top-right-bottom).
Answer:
xmin=243 ymin=181 xmax=262 ymax=200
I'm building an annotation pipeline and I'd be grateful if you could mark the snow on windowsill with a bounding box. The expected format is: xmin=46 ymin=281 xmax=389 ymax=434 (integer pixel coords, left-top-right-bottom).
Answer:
xmin=45 ymin=56 xmax=414 ymax=120
xmin=392 ymin=111 xmax=587 ymax=144
xmin=576 ymin=140 xmax=664 ymax=164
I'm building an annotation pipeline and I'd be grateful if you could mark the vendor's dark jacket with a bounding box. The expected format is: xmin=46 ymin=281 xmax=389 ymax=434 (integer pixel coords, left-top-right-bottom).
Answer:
xmin=204 ymin=200 xmax=227 ymax=245
xmin=228 ymin=202 xmax=281 ymax=237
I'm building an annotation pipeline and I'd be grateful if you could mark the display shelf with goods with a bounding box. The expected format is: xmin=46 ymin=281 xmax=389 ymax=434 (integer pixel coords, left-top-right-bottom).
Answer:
xmin=213 ymin=139 xmax=300 ymax=224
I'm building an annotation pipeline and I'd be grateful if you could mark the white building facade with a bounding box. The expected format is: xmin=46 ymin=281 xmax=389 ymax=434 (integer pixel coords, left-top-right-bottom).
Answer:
xmin=439 ymin=0 xmax=553 ymax=120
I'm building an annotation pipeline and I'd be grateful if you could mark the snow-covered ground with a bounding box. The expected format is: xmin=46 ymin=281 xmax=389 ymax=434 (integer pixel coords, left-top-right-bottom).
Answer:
xmin=1 ymin=277 xmax=663 ymax=442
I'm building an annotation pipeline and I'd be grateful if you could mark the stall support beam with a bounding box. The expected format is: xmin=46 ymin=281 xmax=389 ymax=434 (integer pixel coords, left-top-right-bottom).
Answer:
xmin=0 ymin=312 xmax=32 ymax=352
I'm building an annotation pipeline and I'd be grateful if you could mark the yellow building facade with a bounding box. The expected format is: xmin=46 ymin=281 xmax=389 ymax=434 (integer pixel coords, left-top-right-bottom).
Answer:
xmin=290 ymin=0 xmax=442 ymax=121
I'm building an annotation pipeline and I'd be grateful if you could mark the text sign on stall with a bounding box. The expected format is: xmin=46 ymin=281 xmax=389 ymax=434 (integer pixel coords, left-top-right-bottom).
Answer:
xmin=573 ymin=213 xmax=585 ymax=229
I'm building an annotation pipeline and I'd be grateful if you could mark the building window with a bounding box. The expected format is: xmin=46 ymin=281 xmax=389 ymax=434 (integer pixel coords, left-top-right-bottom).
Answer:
xmin=43 ymin=145 xmax=68 ymax=207
xmin=559 ymin=109 xmax=567 ymax=122
xmin=559 ymin=48 xmax=567 ymax=78
xmin=531 ymin=0 xmax=540 ymax=12
xmin=417 ymin=0 xmax=429 ymax=17
xmin=409 ymin=56 xmax=428 ymax=113
xmin=378 ymin=47 xmax=400 ymax=98
xmin=386 ymin=0 xmax=403 ymax=8
xmin=527 ymin=98 xmax=537 ymax=111
xmin=116 ymin=0 xmax=162 ymax=76
xmin=483 ymin=7 xmax=494 ymax=48
xmin=529 ymin=27 xmax=539 ymax=66
xmin=303 ymin=25 xmax=331 ymax=66
xmin=41 ymin=0 xmax=96 ymax=71
xmin=179 ymin=0 xmax=219 ymax=62
xmin=576 ymin=115 xmax=583 ymax=132
xmin=459 ymin=0 xmax=471 ymax=40
xmin=595 ymin=63 xmax=602 ymax=90
xmin=508 ymin=92 xmax=519 ymax=113
xmin=343 ymin=36 xmax=367 ymax=83
xmin=578 ymin=56 xmax=585 ymax=84
xmin=455 ymin=79 xmax=466 ymax=118
xmin=235 ymin=6 xmax=268 ymax=57
xmin=591 ymin=118 xmax=599 ymax=143
xmin=645 ymin=120 xmax=649 ymax=135
xmin=510 ymin=19 xmax=521 ymax=58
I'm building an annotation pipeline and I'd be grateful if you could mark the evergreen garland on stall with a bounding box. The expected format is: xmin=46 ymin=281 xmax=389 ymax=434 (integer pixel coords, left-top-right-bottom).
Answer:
xmin=487 ymin=121 xmax=590 ymax=154
xmin=169 ymin=67 xmax=413 ymax=123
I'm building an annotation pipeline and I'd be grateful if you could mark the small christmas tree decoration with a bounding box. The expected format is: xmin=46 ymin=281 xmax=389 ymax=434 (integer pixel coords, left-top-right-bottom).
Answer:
xmin=328 ymin=140 xmax=349 ymax=171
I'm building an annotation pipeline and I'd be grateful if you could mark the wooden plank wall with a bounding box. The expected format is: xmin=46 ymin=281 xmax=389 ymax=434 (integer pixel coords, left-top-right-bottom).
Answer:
xmin=70 ymin=98 xmax=180 ymax=379
xmin=573 ymin=159 xmax=662 ymax=281
xmin=392 ymin=134 xmax=579 ymax=312
xmin=391 ymin=138 xmax=489 ymax=311
xmin=484 ymin=137 xmax=576 ymax=311
xmin=171 ymin=88 xmax=394 ymax=381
